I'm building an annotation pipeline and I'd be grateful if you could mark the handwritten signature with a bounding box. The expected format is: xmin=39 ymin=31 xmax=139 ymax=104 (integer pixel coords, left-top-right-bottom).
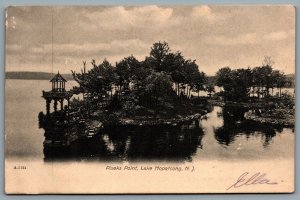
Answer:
xmin=227 ymin=172 xmax=278 ymax=191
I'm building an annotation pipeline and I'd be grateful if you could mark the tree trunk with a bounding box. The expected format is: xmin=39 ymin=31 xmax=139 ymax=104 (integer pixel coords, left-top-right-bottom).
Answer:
xmin=279 ymin=87 xmax=282 ymax=98
xmin=186 ymin=85 xmax=189 ymax=97
xmin=272 ymin=88 xmax=273 ymax=96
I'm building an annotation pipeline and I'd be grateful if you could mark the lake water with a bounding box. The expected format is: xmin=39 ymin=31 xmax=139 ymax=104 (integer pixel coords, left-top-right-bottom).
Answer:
xmin=5 ymin=79 xmax=294 ymax=161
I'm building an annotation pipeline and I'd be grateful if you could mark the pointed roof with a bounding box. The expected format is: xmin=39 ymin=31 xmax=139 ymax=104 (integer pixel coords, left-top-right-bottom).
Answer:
xmin=50 ymin=72 xmax=67 ymax=82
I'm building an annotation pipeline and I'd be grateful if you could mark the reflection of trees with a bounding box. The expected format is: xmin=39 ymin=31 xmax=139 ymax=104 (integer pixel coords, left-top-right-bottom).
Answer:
xmin=214 ymin=127 xmax=236 ymax=146
xmin=214 ymin=105 xmax=248 ymax=145
xmin=44 ymin=124 xmax=204 ymax=162
xmin=214 ymin=105 xmax=282 ymax=147
xmin=44 ymin=135 xmax=109 ymax=162
xmin=103 ymin=125 xmax=204 ymax=161
xmin=262 ymin=128 xmax=276 ymax=148
xmin=102 ymin=128 xmax=131 ymax=160
xmin=126 ymin=125 xmax=204 ymax=161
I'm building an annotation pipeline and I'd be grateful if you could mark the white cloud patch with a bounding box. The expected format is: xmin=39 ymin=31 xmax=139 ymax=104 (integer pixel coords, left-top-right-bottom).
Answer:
xmin=263 ymin=31 xmax=293 ymax=41
xmin=84 ymin=6 xmax=174 ymax=31
xmin=205 ymin=33 xmax=258 ymax=45
xmin=6 ymin=44 xmax=22 ymax=52
xmin=36 ymin=39 xmax=149 ymax=56
xmin=191 ymin=6 xmax=218 ymax=21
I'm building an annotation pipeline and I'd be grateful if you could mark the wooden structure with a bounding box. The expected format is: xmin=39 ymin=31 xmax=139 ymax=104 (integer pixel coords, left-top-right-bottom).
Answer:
xmin=51 ymin=72 xmax=66 ymax=92
xmin=42 ymin=72 xmax=73 ymax=115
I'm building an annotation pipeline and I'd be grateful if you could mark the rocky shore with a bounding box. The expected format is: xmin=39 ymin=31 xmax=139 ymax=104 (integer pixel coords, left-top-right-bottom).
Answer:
xmin=118 ymin=113 xmax=202 ymax=126
xmin=209 ymin=98 xmax=295 ymax=127
xmin=245 ymin=109 xmax=295 ymax=127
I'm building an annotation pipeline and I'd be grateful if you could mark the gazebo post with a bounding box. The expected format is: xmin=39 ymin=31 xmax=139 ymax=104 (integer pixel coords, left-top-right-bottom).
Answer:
xmin=54 ymin=99 xmax=58 ymax=112
xmin=60 ymin=99 xmax=64 ymax=110
xmin=46 ymin=98 xmax=51 ymax=115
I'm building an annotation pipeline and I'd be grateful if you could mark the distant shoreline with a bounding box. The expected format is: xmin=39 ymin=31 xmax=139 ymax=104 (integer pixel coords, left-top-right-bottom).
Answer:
xmin=5 ymin=71 xmax=295 ymax=87
xmin=5 ymin=71 xmax=73 ymax=80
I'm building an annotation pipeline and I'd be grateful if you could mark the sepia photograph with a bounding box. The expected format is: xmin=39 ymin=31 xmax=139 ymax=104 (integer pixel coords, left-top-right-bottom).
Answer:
xmin=4 ymin=5 xmax=295 ymax=194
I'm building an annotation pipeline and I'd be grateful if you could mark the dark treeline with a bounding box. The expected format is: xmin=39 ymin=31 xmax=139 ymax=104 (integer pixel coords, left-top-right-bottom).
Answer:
xmin=215 ymin=56 xmax=294 ymax=101
xmin=71 ymin=41 xmax=209 ymax=117
xmin=72 ymin=42 xmax=293 ymax=107
xmin=72 ymin=41 xmax=208 ymax=99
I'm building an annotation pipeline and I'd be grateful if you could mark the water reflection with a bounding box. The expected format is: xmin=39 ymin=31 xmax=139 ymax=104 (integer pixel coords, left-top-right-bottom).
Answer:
xmin=43 ymin=105 xmax=294 ymax=162
xmin=44 ymin=124 xmax=204 ymax=162
xmin=213 ymin=105 xmax=285 ymax=147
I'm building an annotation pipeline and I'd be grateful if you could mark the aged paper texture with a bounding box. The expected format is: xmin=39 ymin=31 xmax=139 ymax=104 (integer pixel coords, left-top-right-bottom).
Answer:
xmin=5 ymin=5 xmax=295 ymax=194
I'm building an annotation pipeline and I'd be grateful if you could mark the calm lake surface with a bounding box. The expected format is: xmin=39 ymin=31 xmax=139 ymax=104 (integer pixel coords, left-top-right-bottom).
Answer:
xmin=5 ymin=79 xmax=294 ymax=161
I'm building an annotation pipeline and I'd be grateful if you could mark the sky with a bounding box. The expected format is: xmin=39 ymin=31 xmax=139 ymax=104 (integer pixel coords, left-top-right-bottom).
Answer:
xmin=5 ymin=5 xmax=295 ymax=75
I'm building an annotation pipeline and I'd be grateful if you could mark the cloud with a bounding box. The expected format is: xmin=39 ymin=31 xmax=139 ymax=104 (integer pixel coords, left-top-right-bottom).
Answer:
xmin=263 ymin=31 xmax=294 ymax=41
xmin=6 ymin=39 xmax=151 ymax=73
xmin=83 ymin=6 xmax=174 ymax=31
xmin=26 ymin=39 xmax=149 ymax=58
xmin=205 ymin=30 xmax=294 ymax=47
xmin=6 ymin=44 xmax=22 ymax=52
xmin=205 ymin=33 xmax=259 ymax=45
xmin=5 ymin=6 xmax=295 ymax=75
xmin=191 ymin=6 xmax=215 ymax=21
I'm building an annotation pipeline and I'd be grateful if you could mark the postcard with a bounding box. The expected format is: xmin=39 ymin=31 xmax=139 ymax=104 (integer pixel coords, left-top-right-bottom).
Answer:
xmin=5 ymin=5 xmax=295 ymax=194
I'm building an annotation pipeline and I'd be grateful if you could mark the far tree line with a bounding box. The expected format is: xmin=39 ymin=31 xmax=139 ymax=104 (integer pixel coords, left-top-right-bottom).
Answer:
xmin=215 ymin=56 xmax=293 ymax=101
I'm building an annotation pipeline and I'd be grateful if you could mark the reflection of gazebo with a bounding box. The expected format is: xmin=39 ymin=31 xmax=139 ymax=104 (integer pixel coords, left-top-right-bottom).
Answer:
xmin=42 ymin=72 xmax=73 ymax=115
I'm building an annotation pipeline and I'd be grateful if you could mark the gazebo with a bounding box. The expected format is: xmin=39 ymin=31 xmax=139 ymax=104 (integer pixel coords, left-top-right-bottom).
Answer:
xmin=42 ymin=72 xmax=73 ymax=115
xmin=50 ymin=72 xmax=67 ymax=92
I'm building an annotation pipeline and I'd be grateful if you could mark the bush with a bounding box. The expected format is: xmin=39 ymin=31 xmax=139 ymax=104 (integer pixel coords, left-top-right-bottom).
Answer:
xmin=281 ymin=93 xmax=295 ymax=109
xmin=103 ymin=113 xmax=121 ymax=126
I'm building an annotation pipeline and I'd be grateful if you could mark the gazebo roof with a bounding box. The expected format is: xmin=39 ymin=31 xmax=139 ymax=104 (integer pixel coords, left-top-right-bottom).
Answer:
xmin=50 ymin=72 xmax=67 ymax=82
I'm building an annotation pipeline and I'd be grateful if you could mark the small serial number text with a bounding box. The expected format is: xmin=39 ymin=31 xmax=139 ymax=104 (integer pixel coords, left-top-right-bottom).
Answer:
xmin=13 ymin=165 xmax=27 ymax=170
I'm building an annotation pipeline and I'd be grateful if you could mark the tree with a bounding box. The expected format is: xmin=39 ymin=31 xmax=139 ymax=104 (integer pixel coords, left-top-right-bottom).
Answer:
xmin=252 ymin=66 xmax=273 ymax=98
xmin=116 ymin=55 xmax=140 ymax=93
xmin=216 ymin=67 xmax=232 ymax=91
xmin=231 ymin=68 xmax=252 ymax=100
xmin=275 ymin=72 xmax=287 ymax=97
xmin=270 ymin=70 xmax=280 ymax=96
xmin=72 ymin=59 xmax=117 ymax=100
xmin=145 ymin=42 xmax=206 ymax=98
xmin=252 ymin=66 xmax=263 ymax=98
xmin=206 ymin=84 xmax=215 ymax=97
xmin=182 ymin=59 xmax=200 ymax=98
xmin=261 ymin=65 xmax=273 ymax=97
xmin=144 ymin=71 xmax=174 ymax=107
xmin=262 ymin=56 xmax=275 ymax=67
xmin=261 ymin=56 xmax=275 ymax=97
xmin=147 ymin=41 xmax=170 ymax=72
xmin=71 ymin=61 xmax=88 ymax=94
xmin=131 ymin=60 xmax=151 ymax=91
xmin=194 ymin=72 xmax=207 ymax=97
xmin=165 ymin=52 xmax=186 ymax=95
xmin=216 ymin=67 xmax=252 ymax=100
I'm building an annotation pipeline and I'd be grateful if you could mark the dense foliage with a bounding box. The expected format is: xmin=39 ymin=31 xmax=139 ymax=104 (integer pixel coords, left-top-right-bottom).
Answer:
xmin=71 ymin=42 xmax=208 ymax=117
xmin=70 ymin=42 xmax=293 ymax=120
xmin=215 ymin=57 xmax=291 ymax=101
